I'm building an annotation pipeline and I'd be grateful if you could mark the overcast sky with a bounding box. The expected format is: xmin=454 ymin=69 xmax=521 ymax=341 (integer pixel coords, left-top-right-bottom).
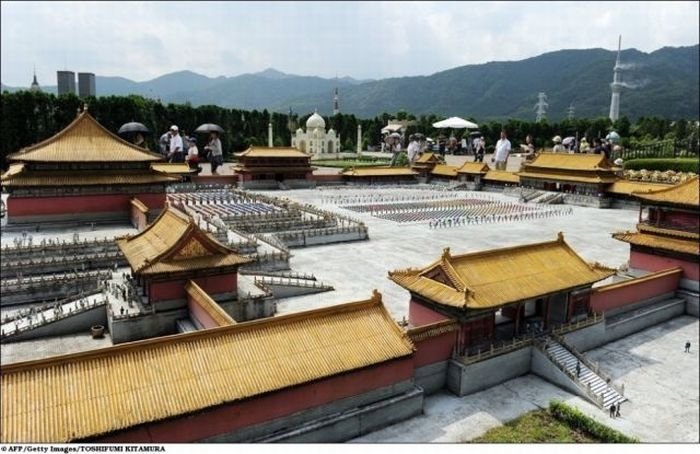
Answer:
xmin=1 ymin=1 xmax=698 ymax=87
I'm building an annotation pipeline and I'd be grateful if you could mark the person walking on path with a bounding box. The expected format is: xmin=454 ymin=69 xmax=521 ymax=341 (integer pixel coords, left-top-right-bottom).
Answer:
xmin=685 ymin=341 xmax=691 ymax=353
xmin=616 ymin=401 xmax=621 ymax=417
xmin=609 ymin=403 xmax=616 ymax=418
xmin=493 ymin=130 xmax=511 ymax=170
xmin=168 ymin=125 xmax=184 ymax=163
xmin=576 ymin=360 xmax=581 ymax=378
xmin=204 ymin=131 xmax=223 ymax=174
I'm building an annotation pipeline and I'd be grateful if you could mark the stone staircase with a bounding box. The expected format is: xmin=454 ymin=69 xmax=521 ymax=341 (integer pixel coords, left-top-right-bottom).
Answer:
xmin=544 ymin=338 xmax=627 ymax=409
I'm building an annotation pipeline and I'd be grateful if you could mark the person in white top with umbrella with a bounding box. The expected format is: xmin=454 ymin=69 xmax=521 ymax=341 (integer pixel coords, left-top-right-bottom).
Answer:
xmin=493 ymin=130 xmax=511 ymax=170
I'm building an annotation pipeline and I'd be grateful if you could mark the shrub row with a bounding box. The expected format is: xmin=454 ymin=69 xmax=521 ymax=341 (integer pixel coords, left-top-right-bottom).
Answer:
xmin=548 ymin=400 xmax=638 ymax=443
xmin=624 ymin=158 xmax=699 ymax=173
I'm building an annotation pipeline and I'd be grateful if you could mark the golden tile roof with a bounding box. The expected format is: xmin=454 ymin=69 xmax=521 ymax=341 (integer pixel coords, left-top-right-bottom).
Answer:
xmin=593 ymin=267 xmax=683 ymax=293
xmin=388 ymin=233 xmax=615 ymax=310
xmin=524 ymin=153 xmax=612 ymax=171
xmin=7 ymin=111 xmax=164 ymax=163
xmin=632 ymin=176 xmax=699 ymax=208
xmin=185 ymin=280 xmax=236 ymax=326
xmin=116 ymin=207 xmax=250 ymax=275
xmin=456 ymin=162 xmax=490 ymax=174
xmin=483 ymin=170 xmax=520 ymax=183
xmin=606 ymin=180 xmax=674 ymax=196
xmin=0 ymin=292 xmax=414 ymax=443
xmin=637 ymin=223 xmax=700 ymax=240
xmin=431 ymin=164 xmax=458 ymax=177
xmin=612 ymin=231 xmax=700 ymax=256
xmin=517 ymin=171 xmax=618 ymax=184
xmin=235 ymin=146 xmax=311 ymax=158
xmin=407 ymin=319 xmax=459 ymax=342
xmin=415 ymin=153 xmax=441 ymax=164
xmin=151 ymin=163 xmax=193 ymax=174
xmin=1 ymin=170 xmax=178 ymax=187
xmin=130 ymin=198 xmax=149 ymax=213
xmin=341 ymin=167 xmax=417 ymax=177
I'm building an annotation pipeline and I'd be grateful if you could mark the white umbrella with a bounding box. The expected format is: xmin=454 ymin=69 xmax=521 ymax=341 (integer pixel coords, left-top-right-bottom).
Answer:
xmin=432 ymin=117 xmax=479 ymax=129
xmin=562 ymin=136 xmax=576 ymax=146
xmin=381 ymin=124 xmax=404 ymax=133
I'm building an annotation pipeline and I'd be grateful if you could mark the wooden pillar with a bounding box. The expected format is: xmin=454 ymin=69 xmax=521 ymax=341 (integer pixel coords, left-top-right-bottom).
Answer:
xmin=544 ymin=295 xmax=551 ymax=329
xmin=514 ymin=302 xmax=522 ymax=337
xmin=638 ymin=204 xmax=643 ymax=223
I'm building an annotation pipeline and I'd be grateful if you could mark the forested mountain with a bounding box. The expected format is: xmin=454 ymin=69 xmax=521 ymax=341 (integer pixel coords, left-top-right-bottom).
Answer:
xmin=3 ymin=45 xmax=697 ymax=120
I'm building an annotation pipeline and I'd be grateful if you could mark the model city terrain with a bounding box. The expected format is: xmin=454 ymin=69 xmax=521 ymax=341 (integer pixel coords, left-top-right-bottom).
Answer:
xmin=1 ymin=38 xmax=698 ymax=442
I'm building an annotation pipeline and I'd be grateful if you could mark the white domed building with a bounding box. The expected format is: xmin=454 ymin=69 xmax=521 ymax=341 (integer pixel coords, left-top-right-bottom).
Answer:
xmin=291 ymin=111 xmax=341 ymax=158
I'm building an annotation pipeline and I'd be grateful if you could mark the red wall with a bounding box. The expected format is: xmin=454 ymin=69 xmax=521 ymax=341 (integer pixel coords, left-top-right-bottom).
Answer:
xmin=148 ymin=273 xmax=238 ymax=303
xmin=590 ymin=268 xmax=683 ymax=312
xmin=8 ymin=193 xmax=165 ymax=217
xmin=408 ymin=299 xmax=449 ymax=326
xmin=95 ymin=356 xmax=414 ymax=443
xmin=630 ymin=250 xmax=699 ymax=281
xmin=664 ymin=211 xmax=699 ymax=230
xmin=456 ymin=315 xmax=494 ymax=354
xmin=412 ymin=331 xmax=457 ymax=368
xmin=187 ymin=296 xmax=224 ymax=329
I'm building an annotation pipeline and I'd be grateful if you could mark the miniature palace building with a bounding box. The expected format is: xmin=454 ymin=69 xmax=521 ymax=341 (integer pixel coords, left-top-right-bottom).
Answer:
xmin=613 ymin=176 xmax=700 ymax=289
xmin=389 ymin=233 xmax=615 ymax=355
xmin=232 ymin=146 xmax=315 ymax=189
xmin=1 ymin=109 xmax=179 ymax=224
xmin=0 ymin=292 xmax=422 ymax=443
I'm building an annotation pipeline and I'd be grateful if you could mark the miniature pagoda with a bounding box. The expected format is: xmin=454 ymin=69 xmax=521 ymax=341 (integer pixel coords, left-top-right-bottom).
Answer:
xmin=1 ymin=108 xmax=178 ymax=224
xmin=613 ymin=176 xmax=699 ymax=289
xmin=411 ymin=152 xmax=443 ymax=181
xmin=232 ymin=146 xmax=315 ymax=189
xmin=388 ymin=233 xmax=615 ymax=355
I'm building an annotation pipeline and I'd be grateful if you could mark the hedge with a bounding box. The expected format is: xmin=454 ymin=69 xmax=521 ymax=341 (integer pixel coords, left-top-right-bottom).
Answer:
xmin=548 ymin=400 xmax=639 ymax=443
xmin=624 ymin=158 xmax=699 ymax=173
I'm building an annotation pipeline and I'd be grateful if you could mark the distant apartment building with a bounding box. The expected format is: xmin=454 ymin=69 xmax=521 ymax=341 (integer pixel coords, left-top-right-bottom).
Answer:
xmin=56 ymin=71 xmax=75 ymax=95
xmin=78 ymin=72 xmax=96 ymax=97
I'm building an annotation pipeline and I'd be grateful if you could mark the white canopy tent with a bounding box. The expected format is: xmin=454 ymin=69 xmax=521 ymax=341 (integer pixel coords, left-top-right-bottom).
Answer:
xmin=432 ymin=117 xmax=479 ymax=129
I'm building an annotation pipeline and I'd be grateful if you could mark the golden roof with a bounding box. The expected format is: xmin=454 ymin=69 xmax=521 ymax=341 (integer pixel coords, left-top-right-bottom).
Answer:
xmin=606 ymin=180 xmax=674 ymax=196
xmin=130 ymin=198 xmax=149 ymax=213
xmin=612 ymin=231 xmax=700 ymax=256
xmin=415 ymin=153 xmax=441 ymax=164
xmin=431 ymin=164 xmax=458 ymax=177
xmin=524 ymin=153 xmax=612 ymax=171
xmin=185 ymin=280 xmax=236 ymax=326
xmin=456 ymin=162 xmax=490 ymax=174
xmin=637 ymin=223 xmax=699 ymax=240
xmin=341 ymin=167 xmax=417 ymax=177
xmin=0 ymin=292 xmax=414 ymax=443
xmin=388 ymin=233 xmax=615 ymax=310
xmin=632 ymin=176 xmax=699 ymax=208
xmin=235 ymin=146 xmax=311 ymax=158
xmin=407 ymin=319 xmax=459 ymax=342
xmin=7 ymin=111 xmax=164 ymax=163
xmin=483 ymin=170 xmax=520 ymax=183
xmin=1 ymin=169 xmax=178 ymax=187
xmin=151 ymin=163 xmax=193 ymax=174
xmin=116 ymin=207 xmax=250 ymax=275
xmin=517 ymin=171 xmax=618 ymax=184
xmin=593 ymin=267 xmax=683 ymax=293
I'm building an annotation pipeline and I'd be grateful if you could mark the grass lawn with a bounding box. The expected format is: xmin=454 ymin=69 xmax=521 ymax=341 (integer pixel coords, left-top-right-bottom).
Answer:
xmin=470 ymin=409 xmax=599 ymax=443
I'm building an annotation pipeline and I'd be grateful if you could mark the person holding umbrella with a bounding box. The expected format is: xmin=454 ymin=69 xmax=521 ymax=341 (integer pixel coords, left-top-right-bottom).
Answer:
xmin=204 ymin=131 xmax=223 ymax=174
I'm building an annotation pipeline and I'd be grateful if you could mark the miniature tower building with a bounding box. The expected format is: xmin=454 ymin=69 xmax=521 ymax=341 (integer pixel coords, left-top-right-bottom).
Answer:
xmin=30 ymin=66 xmax=41 ymax=92
xmin=609 ymin=35 xmax=623 ymax=122
xmin=333 ymin=87 xmax=340 ymax=115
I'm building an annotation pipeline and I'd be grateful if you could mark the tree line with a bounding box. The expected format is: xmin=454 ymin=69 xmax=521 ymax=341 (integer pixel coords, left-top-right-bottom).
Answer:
xmin=1 ymin=90 xmax=697 ymax=170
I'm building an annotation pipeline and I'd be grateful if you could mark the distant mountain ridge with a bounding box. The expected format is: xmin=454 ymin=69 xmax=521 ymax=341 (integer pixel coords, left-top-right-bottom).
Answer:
xmin=2 ymin=45 xmax=698 ymax=120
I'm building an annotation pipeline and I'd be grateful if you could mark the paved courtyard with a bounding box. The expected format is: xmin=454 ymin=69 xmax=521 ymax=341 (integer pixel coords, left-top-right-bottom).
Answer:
xmin=258 ymin=186 xmax=638 ymax=318
xmin=351 ymin=315 xmax=699 ymax=443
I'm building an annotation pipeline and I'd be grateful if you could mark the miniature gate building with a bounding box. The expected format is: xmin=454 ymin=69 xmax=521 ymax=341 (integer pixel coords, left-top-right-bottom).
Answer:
xmin=232 ymin=146 xmax=315 ymax=189
xmin=1 ymin=109 xmax=178 ymax=224
xmin=112 ymin=207 xmax=262 ymax=342
xmin=613 ymin=176 xmax=700 ymax=289
xmin=389 ymin=233 xmax=615 ymax=355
